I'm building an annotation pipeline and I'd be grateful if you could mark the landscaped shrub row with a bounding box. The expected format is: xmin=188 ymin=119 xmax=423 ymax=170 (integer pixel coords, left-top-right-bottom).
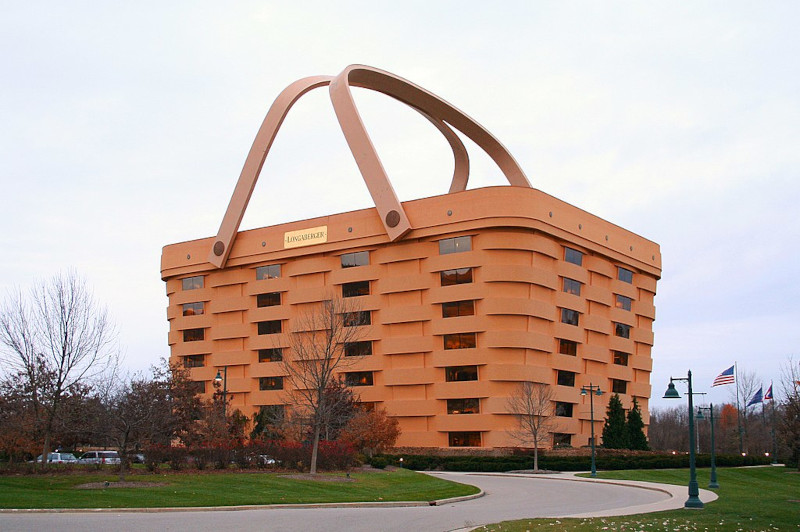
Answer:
xmin=371 ymin=452 xmax=772 ymax=472
xmin=142 ymin=440 xmax=356 ymax=471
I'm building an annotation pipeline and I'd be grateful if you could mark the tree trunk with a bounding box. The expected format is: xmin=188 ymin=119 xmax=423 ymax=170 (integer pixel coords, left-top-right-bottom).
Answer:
xmin=118 ymin=430 xmax=129 ymax=481
xmin=40 ymin=433 xmax=51 ymax=471
xmin=309 ymin=422 xmax=321 ymax=474
xmin=533 ymin=435 xmax=539 ymax=471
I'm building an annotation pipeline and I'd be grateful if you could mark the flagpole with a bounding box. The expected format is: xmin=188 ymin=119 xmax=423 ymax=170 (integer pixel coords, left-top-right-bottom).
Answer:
xmin=735 ymin=361 xmax=743 ymax=454
xmin=769 ymin=383 xmax=778 ymax=464
xmin=760 ymin=399 xmax=767 ymax=456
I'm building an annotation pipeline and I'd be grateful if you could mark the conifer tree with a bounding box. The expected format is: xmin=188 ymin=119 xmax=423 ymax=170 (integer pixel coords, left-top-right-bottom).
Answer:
xmin=626 ymin=397 xmax=649 ymax=450
xmin=602 ymin=394 xmax=628 ymax=449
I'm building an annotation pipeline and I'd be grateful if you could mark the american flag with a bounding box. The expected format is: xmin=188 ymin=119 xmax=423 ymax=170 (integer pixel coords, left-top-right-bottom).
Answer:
xmin=712 ymin=365 xmax=735 ymax=386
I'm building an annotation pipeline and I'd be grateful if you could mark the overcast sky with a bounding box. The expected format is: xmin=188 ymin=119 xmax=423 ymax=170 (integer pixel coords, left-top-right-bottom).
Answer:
xmin=2 ymin=1 xmax=798 ymax=409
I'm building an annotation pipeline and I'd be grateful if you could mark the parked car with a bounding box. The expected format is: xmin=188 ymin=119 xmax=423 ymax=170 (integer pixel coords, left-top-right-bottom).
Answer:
xmin=78 ymin=450 xmax=121 ymax=465
xmin=132 ymin=453 xmax=145 ymax=464
xmin=34 ymin=452 xmax=78 ymax=463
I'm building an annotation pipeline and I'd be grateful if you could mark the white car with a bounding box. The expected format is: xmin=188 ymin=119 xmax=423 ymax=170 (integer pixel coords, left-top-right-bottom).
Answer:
xmin=78 ymin=450 xmax=121 ymax=465
xmin=35 ymin=452 xmax=78 ymax=463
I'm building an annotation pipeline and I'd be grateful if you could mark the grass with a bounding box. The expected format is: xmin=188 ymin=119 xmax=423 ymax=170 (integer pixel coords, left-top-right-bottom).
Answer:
xmin=474 ymin=466 xmax=800 ymax=531
xmin=0 ymin=468 xmax=478 ymax=509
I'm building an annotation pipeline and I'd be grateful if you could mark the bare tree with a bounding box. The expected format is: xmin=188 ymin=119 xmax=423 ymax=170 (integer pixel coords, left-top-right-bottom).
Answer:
xmin=779 ymin=356 xmax=800 ymax=470
xmin=506 ymin=381 xmax=557 ymax=471
xmin=0 ymin=272 xmax=118 ymax=467
xmin=731 ymin=368 xmax=760 ymax=453
xmin=282 ymin=296 xmax=365 ymax=474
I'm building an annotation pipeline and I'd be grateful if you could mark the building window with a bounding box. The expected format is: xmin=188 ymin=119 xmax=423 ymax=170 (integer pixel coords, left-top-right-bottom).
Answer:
xmin=562 ymin=278 xmax=582 ymax=296
xmin=341 ymin=251 xmax=369 ymax=268
xmin=258 ymin=320 xmax=282 ymax=335
xmin=614 ymin=322 xmax=631 ymax=338
xmin=344 ymin=341 xmax=372 ymax=357
xmin=558 ymin=339 xmax=578 ymax=356
xmin=553 ymin=433 xmax=572 ymax=448
xmin=445 ymin=365 xmax=478 ymax=382
xmin=442 ymin=300 xmax=475 ymax=318
xmin=342 ymin=281 xmax=370 ymax=298
xmin=557 ymin=370 xmax=576 ymax=387
xmin=555 ymin=402 xmax=574 ymax=417
xmin=259 ymin=376 xmax=284 ymax=391
xmin=343 ymin=311 xmax=371 ymax=327
xmin=358 ymin=402 xmax=377 ymax=412
xmin=257 ymin=292 xmax=281 ymax=308
xmin=561 ymin=308 xmax=580 ymax=326
xmin=564 ymin=247 xmax=583 ymax=266
xmin=612 ymin=379 xmax=628 ymax=394
xmin=183 ymin=354 xmax=205 ymax=368
xmin=443 ymin=332 xmax=477 ymax=350
xmin=182 ymin=302 xmax=204 ymax=316
xmin=449 ymin=431 xmax=481 ymax=447
xmin=182 ymin=276 xmax=204 ymax=290
xmin=447 ymin=398 xmax=480 ymax=414
xmin=615 ymin=294 xmax=632 ymax=311
xmin=189 ymin=380 xmax=206 ymax=395
xmin=618 ymin=267 xmax=634 ymax=284
xmin=345 ymin=371 xmax=374 ymax=387
xmin=258 ymin=404 xmax=286 ymax=423
xmin=441 ymin=267 xmax=473 ymax=286
xmin=439 ymin=235 xmax=472 ymax=255
xmin=256 ymin=264 xmax=281 ymax=280
xmin=183 ymin=328 xmax=204 ymax=342
xmin=613 ymin=351 xmax=629 ymax=366
xmin=258 ymin=348 xmax=283 ymax=362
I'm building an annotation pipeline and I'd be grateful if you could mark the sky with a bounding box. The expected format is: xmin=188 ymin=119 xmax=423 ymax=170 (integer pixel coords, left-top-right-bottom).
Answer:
xmin=1 ymin=1 xmax=798 ymax=410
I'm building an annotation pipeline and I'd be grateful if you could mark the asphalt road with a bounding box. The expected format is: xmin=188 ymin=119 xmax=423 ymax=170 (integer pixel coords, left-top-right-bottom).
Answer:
xmin=0 ymin=471 xmax=713 ymax=532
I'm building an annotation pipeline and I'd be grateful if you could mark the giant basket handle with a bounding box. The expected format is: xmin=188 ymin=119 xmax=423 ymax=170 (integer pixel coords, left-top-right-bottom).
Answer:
xmin=209 ymin=65 xmax=530 ymax=268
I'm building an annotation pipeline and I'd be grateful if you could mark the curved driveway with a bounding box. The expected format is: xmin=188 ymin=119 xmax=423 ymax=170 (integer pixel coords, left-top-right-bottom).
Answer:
xmin=0 ymin=472 xmax=717 ymax=532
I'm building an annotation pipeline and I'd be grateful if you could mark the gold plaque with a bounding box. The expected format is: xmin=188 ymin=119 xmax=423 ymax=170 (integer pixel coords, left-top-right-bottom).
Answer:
xmin=283 ymin=225 xmax=328 ymax=249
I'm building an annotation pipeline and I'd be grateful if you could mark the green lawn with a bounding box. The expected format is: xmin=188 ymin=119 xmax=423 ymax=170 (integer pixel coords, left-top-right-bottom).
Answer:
xmin=0 ymin=468 xmax=478 ymax=509
xmin=475 ymin=466 xmax=800 ymax=531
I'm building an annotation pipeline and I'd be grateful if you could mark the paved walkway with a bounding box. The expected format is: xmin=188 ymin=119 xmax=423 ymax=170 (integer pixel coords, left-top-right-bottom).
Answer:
xmin=0 ymin=471 xmax=718 ymax=532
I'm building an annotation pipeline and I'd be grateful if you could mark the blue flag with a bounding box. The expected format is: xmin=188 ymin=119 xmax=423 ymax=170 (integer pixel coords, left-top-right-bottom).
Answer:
xmin=747 ymin=387 xmax=763 ymax=407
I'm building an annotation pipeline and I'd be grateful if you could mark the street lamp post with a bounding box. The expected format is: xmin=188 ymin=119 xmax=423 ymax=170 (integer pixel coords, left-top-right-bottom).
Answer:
xmin=580 ymin=383 xmax=603 ymax=478
xmin=696 ymin=403 xmax=719 ymax=489
xmin=663 ymin=370 xmax=704 ymax=509
xmin=214 ymin=366 xmax=228 ymax=416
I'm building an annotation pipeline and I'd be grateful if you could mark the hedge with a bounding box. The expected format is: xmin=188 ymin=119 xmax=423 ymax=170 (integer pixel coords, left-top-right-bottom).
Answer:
xmin=372 ymin=452 xmax=772 ymax=472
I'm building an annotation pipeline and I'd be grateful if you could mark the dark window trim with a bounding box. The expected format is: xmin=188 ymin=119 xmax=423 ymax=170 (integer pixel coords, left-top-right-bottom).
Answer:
xmin=344 ymin=341 xmax=372 ymax=357
xmin=615 ymin=294 xmax=632 ymax=311
xmin=439 ymin=235 xmax=472 ymax=255
xmin=564 ymin=247 xmax=583 ymax=266
xmin=446 ymin=398 xmax=480 ymax=415
xmin=257 ymin=292 xmax=281 ymax=308
xmin=443 ymin=332 xmax=477 ymax=350
xmin=258 ymin=320 xmax=282 ymax=335
xmin=618 ymin=267 xmax=634 ymax=284
xmin=182 ymin=276 xmax=204 ymax=290
xmin=256 ymin=264 xmax=281 ymax=280
xmin=558 ymin=339 xmax=578 ymax=356
xmin=442 ymin=300 xmax=475 ymax=318
xmin=445 ymin=365 xmax=479 ymax=382
xmin=345 ymin=371 xmax=374 ymax=387
xmin=259 ymin=376 xmax=284 ymax=391
xmin=258 ymin=348 xmax=283 ymax=362
xmin=341 ymin=251 xmax=370 ymax=268
xmin=342 ymin=280 xmax=370 ymax=298
xmin=440 ymin=267 xmax=473 ymax=286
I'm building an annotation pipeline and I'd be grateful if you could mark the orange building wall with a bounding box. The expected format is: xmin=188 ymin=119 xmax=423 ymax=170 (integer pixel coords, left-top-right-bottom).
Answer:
xmin=161 ymin=186 xmax=661 ymax=449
